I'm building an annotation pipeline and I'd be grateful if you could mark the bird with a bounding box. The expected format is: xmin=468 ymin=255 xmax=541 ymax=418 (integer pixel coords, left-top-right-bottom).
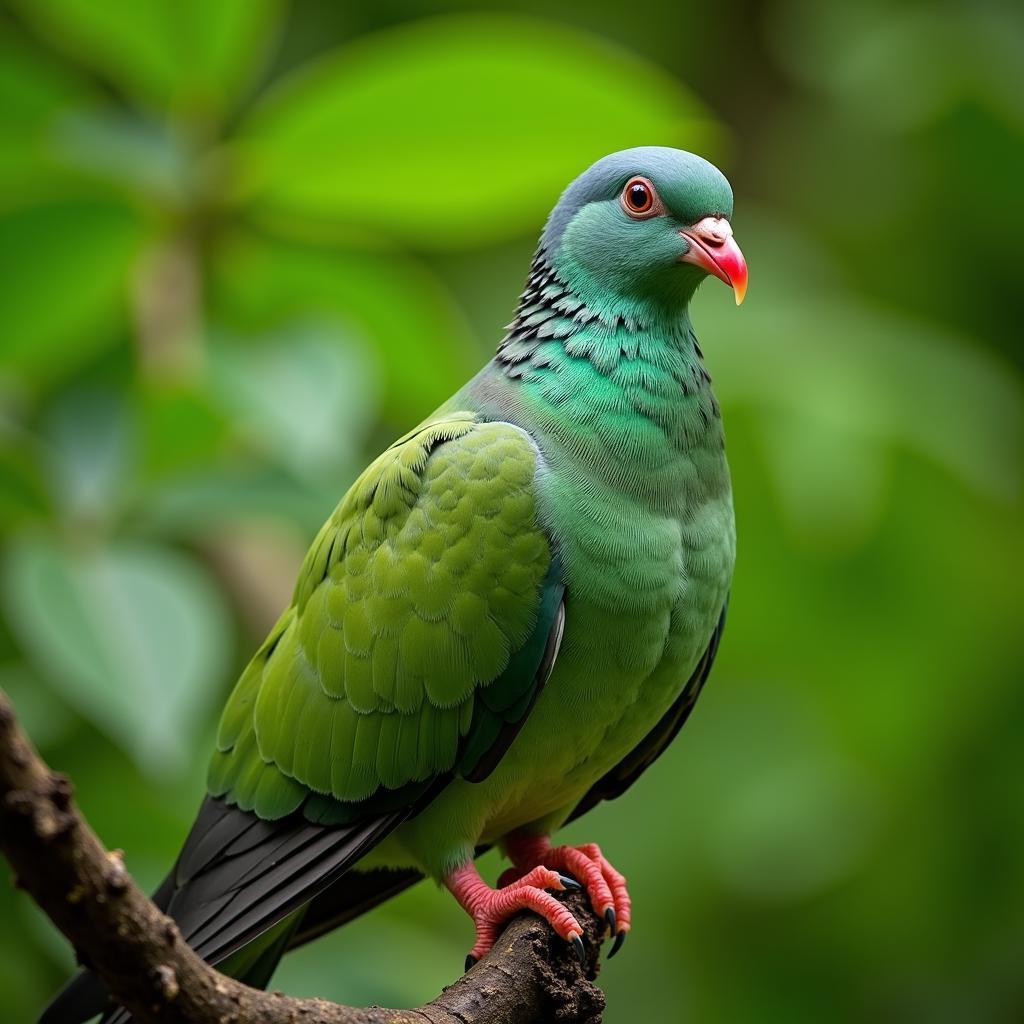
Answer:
xmin=41 ymin=146 xmax=745 ymax=1023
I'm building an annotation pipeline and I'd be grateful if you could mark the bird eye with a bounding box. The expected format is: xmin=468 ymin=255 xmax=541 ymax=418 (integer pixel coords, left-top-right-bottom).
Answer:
xmin=622 ymin=176 xmax=657 ymax=218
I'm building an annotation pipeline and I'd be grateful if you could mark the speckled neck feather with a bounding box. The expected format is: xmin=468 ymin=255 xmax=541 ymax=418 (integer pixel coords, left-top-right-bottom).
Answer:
xmin=482 ymin=248 xmax=728 ymax=514
xmin=498 ymin=248 xmax=648 ymax=361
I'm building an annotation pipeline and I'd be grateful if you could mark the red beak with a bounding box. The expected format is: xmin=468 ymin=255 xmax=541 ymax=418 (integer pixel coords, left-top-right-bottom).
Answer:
xmin=680 ymin=217 xmax=748 ymax=305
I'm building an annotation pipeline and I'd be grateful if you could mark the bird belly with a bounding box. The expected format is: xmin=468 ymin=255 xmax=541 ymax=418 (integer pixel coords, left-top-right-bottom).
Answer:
xmin=381 ymin=488 xmax=734 ymax=879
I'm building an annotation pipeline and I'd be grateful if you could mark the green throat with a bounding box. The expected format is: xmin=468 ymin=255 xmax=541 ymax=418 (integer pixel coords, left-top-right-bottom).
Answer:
xmin=486 ymin=246 xmax=729 ymax=514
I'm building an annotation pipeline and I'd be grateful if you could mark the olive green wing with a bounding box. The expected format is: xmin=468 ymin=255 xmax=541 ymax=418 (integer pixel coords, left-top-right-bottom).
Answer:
xmin=207 ymin=413 xmax=559 ymax=822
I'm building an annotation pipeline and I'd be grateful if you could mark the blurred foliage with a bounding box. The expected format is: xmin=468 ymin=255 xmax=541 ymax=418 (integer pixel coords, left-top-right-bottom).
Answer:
xmin=0 ymin=1 xmax=1021 ymax=1022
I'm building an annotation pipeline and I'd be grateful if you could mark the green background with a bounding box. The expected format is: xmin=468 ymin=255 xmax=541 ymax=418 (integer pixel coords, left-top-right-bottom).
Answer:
xmin=1 ymin=1 xmax=1021 ymax=1021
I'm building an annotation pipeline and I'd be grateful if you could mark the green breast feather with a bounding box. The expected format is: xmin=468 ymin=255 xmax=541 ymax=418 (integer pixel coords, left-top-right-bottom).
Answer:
xmin=208 ymin=413 xmax=556 ymax=823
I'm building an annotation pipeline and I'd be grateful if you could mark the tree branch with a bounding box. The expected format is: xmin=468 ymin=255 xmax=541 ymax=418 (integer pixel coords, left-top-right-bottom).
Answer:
xmin=0 ymin=689 xmax=605 ymax=1024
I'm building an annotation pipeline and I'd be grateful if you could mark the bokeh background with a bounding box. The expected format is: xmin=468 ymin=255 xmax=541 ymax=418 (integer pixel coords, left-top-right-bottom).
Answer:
xmin=1 ymin=1 xmax=1022 ymax=1021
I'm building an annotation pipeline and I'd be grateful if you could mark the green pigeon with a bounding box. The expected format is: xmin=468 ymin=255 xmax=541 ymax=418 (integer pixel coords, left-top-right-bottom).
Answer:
xmin=42 ymin=146 xmax=746 ymax=1023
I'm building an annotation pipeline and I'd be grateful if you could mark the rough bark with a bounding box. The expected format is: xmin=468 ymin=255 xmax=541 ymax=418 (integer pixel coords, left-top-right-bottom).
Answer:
xmin=0 ymin=689 xmax=605 ymax=1024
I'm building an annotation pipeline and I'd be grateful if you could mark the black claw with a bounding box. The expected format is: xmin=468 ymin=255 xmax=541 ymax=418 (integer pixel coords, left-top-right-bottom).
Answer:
xmin=608 ymin=930 xmax=626 ymax=959
xmin=570 ymin=934 xmax=586 ymax=965
xmin=604 ymin=906 xmax=617 ymax=937
xmin=558 ymin=873 xmax=582 ymax=891
xmin=464 ymin=954 xmax=477 ymax=973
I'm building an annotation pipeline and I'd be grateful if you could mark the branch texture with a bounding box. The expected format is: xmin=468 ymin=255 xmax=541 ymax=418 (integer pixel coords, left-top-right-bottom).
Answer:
xmin=0 ymin=689 xmax=605 ymax=1024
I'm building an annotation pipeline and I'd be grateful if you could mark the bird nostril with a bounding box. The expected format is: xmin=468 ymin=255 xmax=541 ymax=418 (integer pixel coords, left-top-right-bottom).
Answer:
xmin=691 ymin=216 xmax=732 ymax=248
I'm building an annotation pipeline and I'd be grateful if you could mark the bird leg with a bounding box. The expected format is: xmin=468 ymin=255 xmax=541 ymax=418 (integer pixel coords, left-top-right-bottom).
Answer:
xmin=445 ymin=859 xmax=585 ymax=968
xmin=500 ymin=832 xmax=631 ymax=956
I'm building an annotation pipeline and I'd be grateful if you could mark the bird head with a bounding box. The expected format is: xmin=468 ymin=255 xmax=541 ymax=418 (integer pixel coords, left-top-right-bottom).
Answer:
xmin=540 ymin=147 xmax=747 ymax=317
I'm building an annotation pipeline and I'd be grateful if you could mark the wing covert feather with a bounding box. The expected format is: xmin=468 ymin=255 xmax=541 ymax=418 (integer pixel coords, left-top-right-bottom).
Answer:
xmin=209 ymin=414 xmax=556 ymax=818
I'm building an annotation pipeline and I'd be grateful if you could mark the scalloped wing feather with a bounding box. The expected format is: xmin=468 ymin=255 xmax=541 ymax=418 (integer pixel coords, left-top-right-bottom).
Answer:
xmin=208 ymin=415 xmax=554 ymax=817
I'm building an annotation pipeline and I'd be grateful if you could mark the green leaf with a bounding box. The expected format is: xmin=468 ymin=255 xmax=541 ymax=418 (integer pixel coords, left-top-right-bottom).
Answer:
xmin=235 ymin=13 xmax=722 ymax=248
xmin=0 ymin=39 xmax=95 ymax=190
xmin=52 ymin=110 xmax=200 ymax=205
xmin=44 ymin=388 xmax=136 ymax=527
xmin=210 ymin=233 xmax=478 ymax=421
xmin=139 ymin=469 xmax=335 ymax=539
xmin=0 ymin=199 xmax=148 ymax=384
xmin=11 ymin=0 xmax=280 ymax=114
xmin=209 ymin=321 xmax=378 ymax=482
xmin=0 ymin=440 xmax=49 ymax=529
xmin=137 ymin=382 xmax=230 ymax=480
xmin=2 ymin=534 xmax=231 ymax=777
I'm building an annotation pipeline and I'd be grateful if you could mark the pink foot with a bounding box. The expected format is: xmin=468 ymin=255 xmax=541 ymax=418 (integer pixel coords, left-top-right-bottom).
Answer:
xmin=446 ymin=860 xmax=584 ymax=966
xmin=502 ymin=833 xmax=631 ymax=956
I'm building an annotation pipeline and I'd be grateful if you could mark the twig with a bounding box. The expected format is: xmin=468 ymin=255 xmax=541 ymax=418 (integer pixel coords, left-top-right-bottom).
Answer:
xmin=0 ymin=689 xmax=605 ymax=1024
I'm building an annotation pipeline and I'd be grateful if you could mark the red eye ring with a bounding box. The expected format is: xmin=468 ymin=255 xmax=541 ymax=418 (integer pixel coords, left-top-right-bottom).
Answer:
xmin=622 ymin=176 xmax=657 ymax=218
